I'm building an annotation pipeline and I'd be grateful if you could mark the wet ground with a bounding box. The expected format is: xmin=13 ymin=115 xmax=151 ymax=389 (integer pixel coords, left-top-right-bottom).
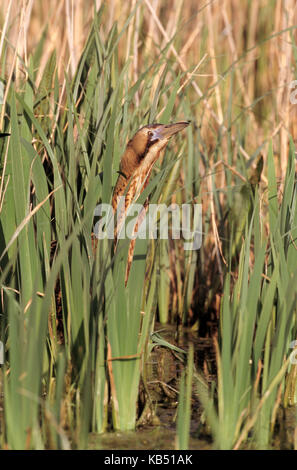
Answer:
xmin=88 ymin=322 xmax=216 ymax=450
xmin=88 ymin=323 xmax=297 ymax=450
xmin=1 ymin=323 xmax=296 ymax=449
xmin=88 ymin=428 xmax=212 ymax=450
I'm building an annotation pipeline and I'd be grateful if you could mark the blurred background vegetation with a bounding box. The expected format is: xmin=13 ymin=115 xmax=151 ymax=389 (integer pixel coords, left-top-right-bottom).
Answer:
xmin=0 ymin=0 xmax=297 ymax=450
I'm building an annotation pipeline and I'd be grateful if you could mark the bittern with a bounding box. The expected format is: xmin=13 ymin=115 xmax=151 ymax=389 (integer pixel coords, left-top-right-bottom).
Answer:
xmin=111 ymin=121 xmax=189 ymax=284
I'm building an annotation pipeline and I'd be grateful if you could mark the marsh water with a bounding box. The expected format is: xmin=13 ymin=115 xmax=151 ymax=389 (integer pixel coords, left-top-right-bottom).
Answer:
xmin=88 ymin=323 xmax=297 ymax=451
xmin=89 ymin=323 xmax=216 ymax=450
xmin=0 ymin=323 xmax=296 ymax=449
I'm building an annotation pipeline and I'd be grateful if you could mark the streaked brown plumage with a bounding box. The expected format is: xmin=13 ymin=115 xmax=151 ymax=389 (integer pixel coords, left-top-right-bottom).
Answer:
xmin=111 ymin=121 xmax=189 ymax=284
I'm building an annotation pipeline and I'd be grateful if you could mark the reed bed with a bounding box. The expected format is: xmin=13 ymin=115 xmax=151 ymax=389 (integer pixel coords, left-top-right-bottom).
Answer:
xmin=0 ymin=0 xmax=297 ymax=449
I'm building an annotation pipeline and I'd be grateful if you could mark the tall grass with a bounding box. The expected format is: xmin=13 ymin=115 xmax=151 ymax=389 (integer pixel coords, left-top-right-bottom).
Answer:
xmin=0 ymin=0 xmax=297 ymax=450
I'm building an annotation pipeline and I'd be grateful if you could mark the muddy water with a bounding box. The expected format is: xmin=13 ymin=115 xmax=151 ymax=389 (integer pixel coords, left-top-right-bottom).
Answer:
xmin=1 ymin=324 xmax=295 ymax=449
xmin=88 ymin=428 xmax=211 ymax=450
xmin=88 ymin=323 xmax=215 ymax=450
xmin=88 ymin=324 xmax=297 ymax=450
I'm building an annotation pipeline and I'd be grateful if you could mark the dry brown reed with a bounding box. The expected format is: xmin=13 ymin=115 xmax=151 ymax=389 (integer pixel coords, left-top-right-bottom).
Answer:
xmin=1 ymin=0 xmax=297 ymax=309
xmin=1 ymin=1 xmax=296 ymax=173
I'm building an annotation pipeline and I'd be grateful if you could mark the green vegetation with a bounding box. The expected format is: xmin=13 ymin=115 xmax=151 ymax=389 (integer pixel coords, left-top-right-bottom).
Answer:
xmin=0 ymin=0 xmax=297 ymax=450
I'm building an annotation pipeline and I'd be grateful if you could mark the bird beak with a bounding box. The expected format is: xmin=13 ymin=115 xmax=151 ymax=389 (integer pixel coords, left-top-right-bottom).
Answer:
xmin=153 ymin=121 xmax=190 ymax=140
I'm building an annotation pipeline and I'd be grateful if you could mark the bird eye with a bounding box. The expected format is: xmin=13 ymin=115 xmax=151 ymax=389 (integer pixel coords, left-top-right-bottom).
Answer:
xmin=148 ymin=131 xmax=153 ymax=138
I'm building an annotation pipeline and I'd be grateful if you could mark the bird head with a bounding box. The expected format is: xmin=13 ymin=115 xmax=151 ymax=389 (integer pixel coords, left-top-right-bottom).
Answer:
xmin=128 ymin=121 xmax=190 ymax=160
xmin=119 ymin=121 xmax=189 ymax=178
xmin=114 ymin=121 xmax=189 ymax=213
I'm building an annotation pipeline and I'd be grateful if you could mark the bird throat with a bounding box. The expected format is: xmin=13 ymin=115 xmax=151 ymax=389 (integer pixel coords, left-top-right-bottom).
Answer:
xmin=138 ymin=138 xmax=159 ymax=161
